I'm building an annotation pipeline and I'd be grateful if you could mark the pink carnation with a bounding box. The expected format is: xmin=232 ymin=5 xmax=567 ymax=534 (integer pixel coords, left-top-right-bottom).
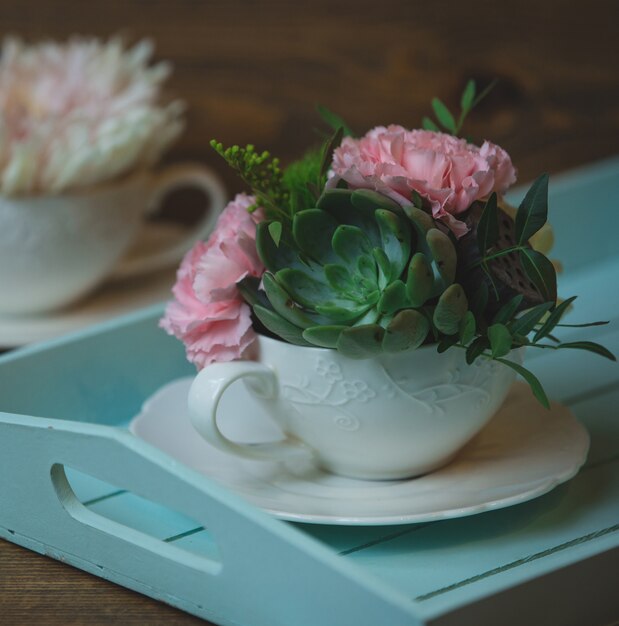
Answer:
xmin=160 ymin=193 xmax=264 ymax=368
xmin=330 ymin=126 xmax=517 ymax=237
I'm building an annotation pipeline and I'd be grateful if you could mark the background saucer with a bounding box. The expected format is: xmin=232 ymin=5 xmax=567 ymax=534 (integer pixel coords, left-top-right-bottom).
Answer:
xmin=130 ymin=379 xmax=590 ymax=525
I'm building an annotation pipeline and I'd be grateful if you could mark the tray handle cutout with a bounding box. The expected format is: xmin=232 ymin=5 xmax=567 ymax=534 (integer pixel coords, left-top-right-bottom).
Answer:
xmin=51 ymin=463 xmax=221 ymax=576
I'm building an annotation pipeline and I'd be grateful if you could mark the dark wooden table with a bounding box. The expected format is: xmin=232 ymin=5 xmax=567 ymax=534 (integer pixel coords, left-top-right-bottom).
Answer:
xmin=1 ymin=1 xmax=618 ymax=624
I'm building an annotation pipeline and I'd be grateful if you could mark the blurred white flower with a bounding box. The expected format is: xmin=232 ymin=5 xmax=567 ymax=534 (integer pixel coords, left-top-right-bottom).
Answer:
xmin=0 ymin=36 xmax=184 ymax=195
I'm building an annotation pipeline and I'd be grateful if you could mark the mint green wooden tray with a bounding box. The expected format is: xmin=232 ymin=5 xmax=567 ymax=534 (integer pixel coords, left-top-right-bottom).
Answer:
xmin=1 ymin=158 xmax=618 ymax=626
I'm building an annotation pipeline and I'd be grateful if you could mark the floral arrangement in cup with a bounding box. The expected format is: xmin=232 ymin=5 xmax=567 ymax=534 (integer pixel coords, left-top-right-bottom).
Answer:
xmin=0 ymin=36 xmax=183 ymax=195
xmin=162 ymin=81 xmax=615 ymax=407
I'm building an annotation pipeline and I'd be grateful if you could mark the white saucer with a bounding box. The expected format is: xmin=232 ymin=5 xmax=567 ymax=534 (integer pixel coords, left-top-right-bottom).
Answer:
xmin=129 ymin=378 xmax=589 ymax=526
xmin=0 ymin=222 xmax=183 ymax=347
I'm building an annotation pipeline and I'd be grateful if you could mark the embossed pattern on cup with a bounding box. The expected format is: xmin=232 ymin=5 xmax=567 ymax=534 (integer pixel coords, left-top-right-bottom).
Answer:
xmin=189 ymin=334 xmax=521 ymax=480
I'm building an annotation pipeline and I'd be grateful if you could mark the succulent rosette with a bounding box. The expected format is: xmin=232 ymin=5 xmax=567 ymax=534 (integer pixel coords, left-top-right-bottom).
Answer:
xmin=163 ymin=81 xmax=615 ymax=406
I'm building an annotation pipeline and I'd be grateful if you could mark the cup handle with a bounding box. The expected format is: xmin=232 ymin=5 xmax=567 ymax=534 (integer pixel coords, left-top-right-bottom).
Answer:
xmin=110 ymin=163 xmax=227 ymax=280
xmin=188 ymin=361 xmax=310 ymax=462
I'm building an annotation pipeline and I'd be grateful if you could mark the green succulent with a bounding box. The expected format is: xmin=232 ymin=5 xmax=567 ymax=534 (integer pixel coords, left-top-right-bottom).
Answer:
xmin=239 ymin=188 xmax=470 ymax=358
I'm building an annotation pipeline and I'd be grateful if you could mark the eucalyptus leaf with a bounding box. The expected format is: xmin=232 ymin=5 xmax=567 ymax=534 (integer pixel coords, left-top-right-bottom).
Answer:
xmin=520 ymin=248 xmax=557 ymax=302
xmin=466 ymin=336 xmax=489 ymax=364
xmin=268 ymin=221 xmax=282 ymax=246
xmin=533 ymin=296 xmax=577 ymax=342
xmin=515 ymin=174 xmax=549 ymax=245
xmin=510 ymin=302 xmax=554 ymax=336
xmin=493 ymin=294 xmax=524 ymax=325
xmin=556 ymin=341 xmax=616 ymax=361
xmin=495 ymin=358 xmax=550 ymax=409
xmin=488 ymin=323 xmax=513 ymax=358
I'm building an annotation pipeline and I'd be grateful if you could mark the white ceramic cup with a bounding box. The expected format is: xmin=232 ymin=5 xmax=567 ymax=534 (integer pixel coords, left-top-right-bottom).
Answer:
xmin=0 ymin=164 xmax=226 ymax=315
xmin=188 ymin=334 xmax=521 ymax=480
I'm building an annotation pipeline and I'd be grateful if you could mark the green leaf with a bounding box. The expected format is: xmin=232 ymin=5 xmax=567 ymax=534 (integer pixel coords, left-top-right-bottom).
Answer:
xmin=422 ymin=116 xmax=440 ymax=132
xmin=426 ymin=228 xmax=457 ymax=286
xmin=433 ymin=283 xmax=468 ymax=335
xmin=268 ymin=221 xmax=282 ymax=246
xmin=460 ymin=79 xmax=476 ymax=113
xmin=332 ymin=225 xmax=373 ymax=265
xmin=315 ymin=301 xmax=373 ymax=323
xmin=459 ymin=311 xmax=476 ymax=345
xmin=488 ymin=323 xmax=513 ymax=358
xmin=515 ymin=174 xmax=549 ymax=245
xmin=337 ymin=324 xmax=385 ymax=359
xmin=302 ymin=325 xmax=346 ymax=348
xmin=495 ymin=358 xmax=550 ymax=409
xmin=469 ymin=282 xmax=489 ymax=320
xmin=253 ymin=304 xmax=312 ymax=347
xmin=319 ymin=126 xmax=344 ymax=181
xmin=520 ymin=248 xmax=557 ymax=302
xmin=377 ymin=280 xmax=408 ymax=316
xmin=466 ymin=336 xmax=489 ymax=364
xmin=275 ymin=268 xmax=336 ymax=309
xmin=316 ymin=104 xmax=354 ymax=137
xmin=431 ymin=98 xmax=457 ymax=133
xmin=533 ymin=296 xmax=577 ymax=342
xmin=555 ymin=321 xmax=609 ymax=328
xmin=437 ymin=333 xmax=460 ymax=353
xmin=556 ymin=341 xmax=616 ymax=361
xmin=292 ymin=209 xmax=339 ymax=265
xmin=406 ymin=252 xmax=434 ymax=307
xmin=237 ymin=276 xmax=269 ymax=308
xmin=375 ymin=209 xmax=411 ymax=279
xmin=510 ymin=302 xmax=554 ymax=336
xmin=477 ymin=192 xmax=499 ymax=255
xmin=493 ymin=294 xmax=523 ymax=325
xmin=262 ymin=273 xmax=316 ymax=329
xmin=382 ymin=309 xmax=430 ymax=353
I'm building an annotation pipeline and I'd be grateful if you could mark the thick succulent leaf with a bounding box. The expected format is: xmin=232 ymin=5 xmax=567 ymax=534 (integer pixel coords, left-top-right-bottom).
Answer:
xmin=353 ymin=307 xmax=380 ymax=326
xmin=459 ymin=311 xmax=476 ymax=345
xmin=253 ymin=304 xmax=312 ymax=346
xmin=237 ymin=276 xmax=269 ymax=308
xmin=426 ymin=228 xmax=456 ymax=286
xmin=350 ymin=189 xmax=402 ymax=214
xmin=315 ymin=301 xmax=373 ymax=323
xmin=336 ymin=324 xmax=385 ymax=359
xmin=324 ymin=263 xmax=366 ymax=300
xmin=403 ymin=205 xmax=434 ymax=236
xmin=262 ymin=272 xmax=315 ymax=329
xmin=332 ymin=225 xmax=373 ymax=265
xmin=275 ymin=268 xmax=338 ymax=309
xmin=433 ymin=283 xmax=468 ymax=335
xmin=317 ymin=189 xmax=380 ymax=244
xmin=373 ymin=248 xmax=392 ymax=288
xmin=302 ymin=325 xmax=346 ymax=348
xmin=406 ymin=252 xmax=433 ymax=307
xmin=256 ymin=221 xmax=305 ymax=273
xmin=375 ymin=209 xmax=411 ymax=279
xmin=382 ymin=309 xmax=429 ymax=353
xmin=377 ymin=280 xmax=408 ymax=316
xmin=292 ymin=209 xmax=339 ymax=265
xmin=357 ymin=254 xmax=378 ymax=284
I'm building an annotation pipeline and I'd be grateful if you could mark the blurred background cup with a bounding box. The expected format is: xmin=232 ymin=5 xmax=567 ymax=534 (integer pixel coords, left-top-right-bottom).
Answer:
xmin=0 ymin=164 xmax=225 ymax=315
xmin=0 ymin=35 xmax=227 ymax=315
